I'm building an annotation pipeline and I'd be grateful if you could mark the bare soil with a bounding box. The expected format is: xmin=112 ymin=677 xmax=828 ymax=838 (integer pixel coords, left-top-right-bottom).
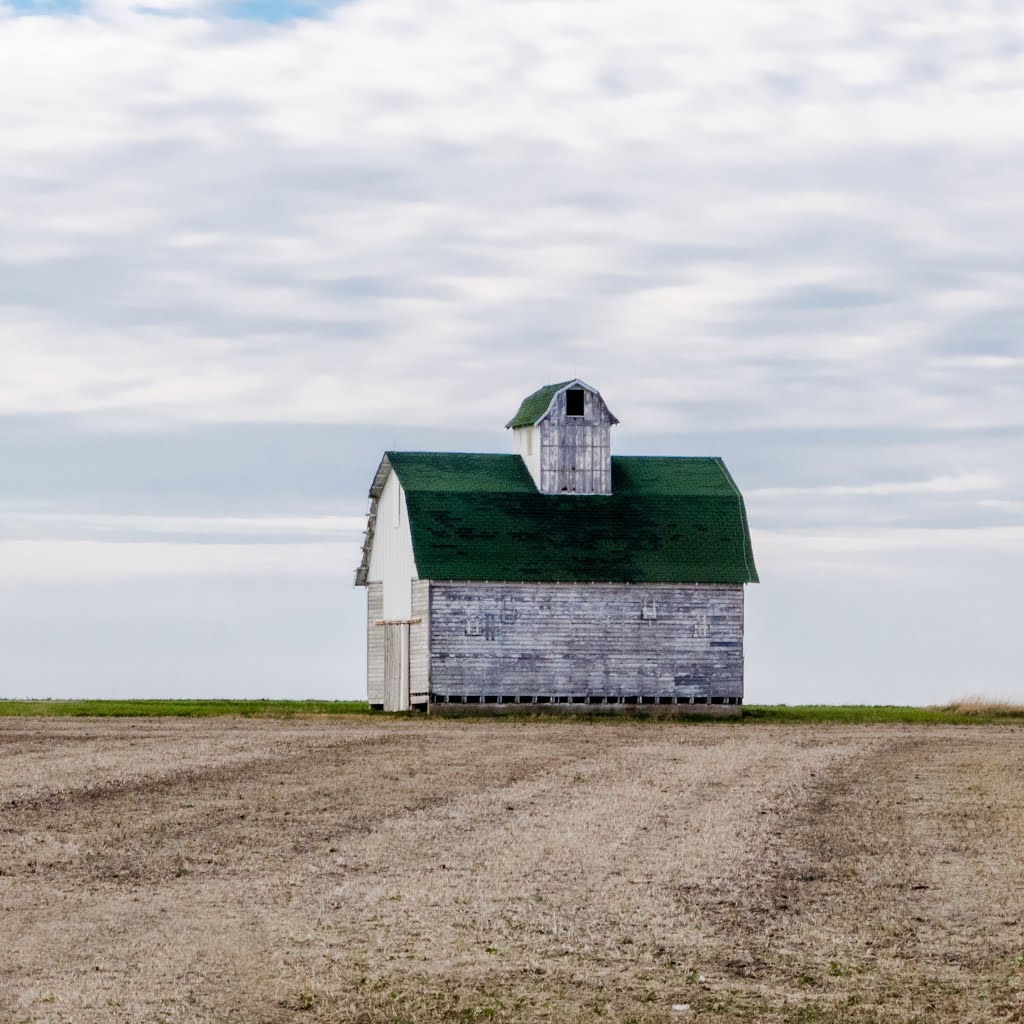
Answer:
xmin=1 ymin=717 xmax=1022 ymax=1023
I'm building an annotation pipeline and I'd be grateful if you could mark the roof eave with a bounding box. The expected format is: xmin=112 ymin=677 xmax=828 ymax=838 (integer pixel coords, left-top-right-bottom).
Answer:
xmin=354 ymin=455 xmax=392 ymax=587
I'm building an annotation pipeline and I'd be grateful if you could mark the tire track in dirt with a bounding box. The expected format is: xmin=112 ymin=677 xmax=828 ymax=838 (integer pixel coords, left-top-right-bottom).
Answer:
xmin=3 ymin=722 xmax=1022 ymax=1024
xmin=2 ymin=733 xmax=393 ymax=814
xmin=300 ymin=727 xmax=880 ymax=1023
xmin=0 ymin=717 xmax=401 ymax=808
xmin=701 ymin=727 xmax=1024 ymax=1023
xmin=2 ymin=720 xmax=606 ymax=1023
xmin=0 ymin=722 xmax=589 ymax=886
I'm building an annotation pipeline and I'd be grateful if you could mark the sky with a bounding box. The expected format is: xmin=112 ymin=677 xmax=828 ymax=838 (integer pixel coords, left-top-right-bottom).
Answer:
xmin=1 ymin=0 xmax=1022 ymax=704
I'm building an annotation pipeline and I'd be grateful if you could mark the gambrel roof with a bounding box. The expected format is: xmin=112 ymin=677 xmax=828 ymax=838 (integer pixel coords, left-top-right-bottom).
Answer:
xmin=357 ymin=452 xmax=758 ymax=586
xmin=505 ymin=379 xmax=619 ymax=429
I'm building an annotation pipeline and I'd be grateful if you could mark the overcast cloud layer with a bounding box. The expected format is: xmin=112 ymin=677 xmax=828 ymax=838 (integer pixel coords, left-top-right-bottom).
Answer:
xmin=2 ymin=0 xmax=1022 ymax=703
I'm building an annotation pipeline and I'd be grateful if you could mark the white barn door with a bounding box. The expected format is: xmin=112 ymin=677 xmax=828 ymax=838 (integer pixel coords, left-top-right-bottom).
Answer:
xmin=383 ymin=623 xmax=410 ymax=712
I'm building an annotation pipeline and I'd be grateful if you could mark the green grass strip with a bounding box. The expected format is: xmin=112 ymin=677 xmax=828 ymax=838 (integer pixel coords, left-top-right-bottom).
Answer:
xmin=0 ymin=699 xmax=375 ymax=718
xmin=0 ymin=700 xmax=1021 ymax=724
xmin=432 ymin=704 xmax=1024 ymax=725
xmin=742 ymin=704 xmax=1024 ymax=725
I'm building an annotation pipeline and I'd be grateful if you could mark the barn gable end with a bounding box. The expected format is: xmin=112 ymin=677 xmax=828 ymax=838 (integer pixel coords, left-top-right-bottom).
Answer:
xmin=358 ymin=457 xmax=426 ymax=711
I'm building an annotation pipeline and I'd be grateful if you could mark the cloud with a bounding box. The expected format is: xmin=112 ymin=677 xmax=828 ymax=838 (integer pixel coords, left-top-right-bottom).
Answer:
xmin=0 ymin=510 xmax=365 ymax=540
xmin=0 ymin=0 xmax=1021 ymax=433
xmin=755 ymin=524 xmax=1024 ymax=563
xmin=978 ymin=498 xmax=1024 ymax=511
xmin=0 ymin=538 xmax=356 ymax=580
xmin=749 ymin=472 xmax=1002 ymax=499
xmin=3 ymin=0 xmax=1024 ymax=703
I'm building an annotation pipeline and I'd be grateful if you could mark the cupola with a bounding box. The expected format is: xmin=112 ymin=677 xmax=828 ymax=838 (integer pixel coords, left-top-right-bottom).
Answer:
xmin=505 ymin=379 xmax=618 ymax=494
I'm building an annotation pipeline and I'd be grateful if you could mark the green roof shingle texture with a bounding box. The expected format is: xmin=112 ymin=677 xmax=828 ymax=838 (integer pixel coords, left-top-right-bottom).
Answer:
xmin=504 ymin=381 xmax=574 ymax=428
xmin=386 ymin=451 xmax=758 ymax=585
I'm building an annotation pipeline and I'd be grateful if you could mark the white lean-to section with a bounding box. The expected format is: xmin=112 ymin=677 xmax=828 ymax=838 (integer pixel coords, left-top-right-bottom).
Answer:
xmin=512 ymin=425 xmax=541 ymax=488
xmin=366 ymin=469 xmax=417 ymax=620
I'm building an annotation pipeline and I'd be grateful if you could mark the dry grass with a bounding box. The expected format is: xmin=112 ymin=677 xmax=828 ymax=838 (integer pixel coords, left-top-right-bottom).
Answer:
xmin=931 ymin=695 xmax=1024 ymax=718
xmin=1 ymin=716 xmax=1022 ymax=1023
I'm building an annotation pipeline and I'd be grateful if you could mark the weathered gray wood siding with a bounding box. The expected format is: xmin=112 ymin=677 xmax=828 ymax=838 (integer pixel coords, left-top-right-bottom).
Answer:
xmin=410 ymin=580 xmax=430 ymax=703
xmin=428 ymin=582 xmax=744 ymax=699
xmin=366 ymin=582 xmax=385 ymax=705
xmin=538 ymin=387 xmax=613 ymax=495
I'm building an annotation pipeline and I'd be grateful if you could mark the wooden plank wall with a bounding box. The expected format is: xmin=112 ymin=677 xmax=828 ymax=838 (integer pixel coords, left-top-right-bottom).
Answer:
xmin=410 ymin=580 xmax=430 ymax=704
xmin=428 ymin=582 xmax=744 ymax=700
xmin=538 ymin=388 xmax=612 ymax=494
xmin=366 ymin=582 xmax=385 ymax=705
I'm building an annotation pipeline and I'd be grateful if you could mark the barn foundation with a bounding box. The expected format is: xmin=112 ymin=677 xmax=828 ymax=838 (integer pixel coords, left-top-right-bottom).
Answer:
xmin=428 ymin=700 xmax=742 ymax=718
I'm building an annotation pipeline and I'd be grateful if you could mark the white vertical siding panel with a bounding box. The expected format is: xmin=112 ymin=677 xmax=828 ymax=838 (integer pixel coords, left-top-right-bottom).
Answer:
xmin=409 ymin=580 xmax=430 ymax=701
xmin=400 ymin=624 xmax=410 ymax=711
xmin=383 ymin=625 xmax=404 ymax=711
xmin=366 ymin=582 xmax=385 ymax=704
xmin=512 ymin=426 xmax=542 ymax=489
xmin=366 ymin=470 xmax=416 ymax=620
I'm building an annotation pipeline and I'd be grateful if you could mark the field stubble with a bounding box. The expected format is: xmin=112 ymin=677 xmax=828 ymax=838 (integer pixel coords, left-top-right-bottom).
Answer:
xmin=0 ymin=717 xmax=1022 ymax=1023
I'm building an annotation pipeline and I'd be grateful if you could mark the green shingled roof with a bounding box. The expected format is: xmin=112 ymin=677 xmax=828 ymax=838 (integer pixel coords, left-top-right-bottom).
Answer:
xmin=505 ymin=382 xmax=574 ymax=429
xmin=384 ymin=452 xmax=758 ymax=585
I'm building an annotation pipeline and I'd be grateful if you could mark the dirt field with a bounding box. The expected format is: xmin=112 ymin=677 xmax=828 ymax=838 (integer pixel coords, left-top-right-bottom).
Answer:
xmin=1 ymin=717 xmax=1022 ymax=1024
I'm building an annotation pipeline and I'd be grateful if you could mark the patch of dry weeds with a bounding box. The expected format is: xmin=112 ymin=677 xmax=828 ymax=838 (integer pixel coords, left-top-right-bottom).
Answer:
xmin=931 ymin=696 xmax=1024 ymax=719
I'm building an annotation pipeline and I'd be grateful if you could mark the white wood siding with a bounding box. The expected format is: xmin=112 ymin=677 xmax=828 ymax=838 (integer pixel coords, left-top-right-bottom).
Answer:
xmin=410 ymin=580 xmax=430 ymax=703
xmin=382 ymin=624 xmax=409 ymax=711
xmin=366 ymin=469 xmax=417 ymax=620
xmin=366 ymin=582 xmax=385 ymax=705
xmin=512 ymin=426 xmax=541 ymax=489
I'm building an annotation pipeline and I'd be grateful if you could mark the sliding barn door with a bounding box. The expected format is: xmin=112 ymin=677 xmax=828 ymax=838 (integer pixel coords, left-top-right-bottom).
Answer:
xmin=382 ymin=623 xmax=410 ymax=712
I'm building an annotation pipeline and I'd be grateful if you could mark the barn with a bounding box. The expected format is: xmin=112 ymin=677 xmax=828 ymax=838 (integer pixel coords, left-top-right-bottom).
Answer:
xmin=355 ymin=380 xmax=758 ymax=714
